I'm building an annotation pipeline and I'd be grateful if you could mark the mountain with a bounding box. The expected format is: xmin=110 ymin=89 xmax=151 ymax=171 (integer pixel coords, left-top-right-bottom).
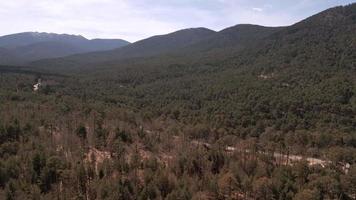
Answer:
xmin=11 ymin=41 xmax=85 ymax=61
xmin=30 ymin=25 xmax=284 ymax=71
xmin=33 ymin=3 xmax=355 ymax=129
xmin=31 ymin=4 xmax=356 ymax=75
xmin=1 ymin=4 xmax=356 ymax=200
xmin=0 ymin=48 xmax=19 ymax=65
xmin=82 ymin=39 xmax=132 ymax=52
xmin=0 ymin=32 xmax=130 ymax=64
xmin=109 ymin=27 xmax=217 ymax=57
xmin=30 ymin=28 xmax=217 ymax=69
xmin=0 ymin=32 xmax=87 ymax=48
xmin=0 ymin=32 xmax=130 ymax=50
xmin=234 ymin=3 xmax=356 ymax=72
xmin=184 ymin=24 xmax=284 ymax=53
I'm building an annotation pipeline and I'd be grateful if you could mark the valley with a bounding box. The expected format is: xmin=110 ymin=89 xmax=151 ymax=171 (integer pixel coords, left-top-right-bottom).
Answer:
xmin=0 ymin=3 xmax=355 ymax=200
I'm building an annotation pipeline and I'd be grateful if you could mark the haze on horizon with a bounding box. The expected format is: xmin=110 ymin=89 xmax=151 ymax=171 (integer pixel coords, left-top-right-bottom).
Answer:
xmin=0 ymin=0 xmax=354 ymax=42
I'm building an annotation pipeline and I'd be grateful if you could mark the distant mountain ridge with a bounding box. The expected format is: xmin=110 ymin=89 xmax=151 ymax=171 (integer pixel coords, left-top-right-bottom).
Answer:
xmin=186 ymin=24 xmax=284 ymax=52
xmin=0 ymin=32 xmax=130 ymax=65
xmin=0 ymin=32 xmax=86 ymax=48
xmin=5 ymin=3 xmax=356 ymax=70
xmin=30 ymin=28 xmax=218 ymax=67
xmin=30 ymin=25 xmax=283 ymax=70
xmin=0 ymin=25 xmax=288 ymax=68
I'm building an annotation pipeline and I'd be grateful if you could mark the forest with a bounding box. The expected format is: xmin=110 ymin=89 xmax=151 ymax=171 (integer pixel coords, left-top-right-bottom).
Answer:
xmin=0 ymin=3 xmax=356 ymax=200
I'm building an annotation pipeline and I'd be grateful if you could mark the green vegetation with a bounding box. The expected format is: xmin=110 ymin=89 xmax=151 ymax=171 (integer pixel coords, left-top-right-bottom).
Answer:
xmin=0 ymin=3 xmax=355 ymax=200
xmin=0 ymin=32 xmax=130 ymax=65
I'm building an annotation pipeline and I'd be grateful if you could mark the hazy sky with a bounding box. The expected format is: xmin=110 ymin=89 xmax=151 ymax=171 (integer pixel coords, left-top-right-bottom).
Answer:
xmin=0 ymin=0 xmax=354 ymax=42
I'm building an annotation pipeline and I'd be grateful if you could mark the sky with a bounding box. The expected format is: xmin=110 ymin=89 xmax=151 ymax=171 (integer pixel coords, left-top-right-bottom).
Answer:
xmin=0 ymin=0 xmax=354 ymax=42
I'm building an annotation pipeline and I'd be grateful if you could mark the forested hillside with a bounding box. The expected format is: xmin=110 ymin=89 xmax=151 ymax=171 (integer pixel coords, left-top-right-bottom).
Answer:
xmin=0 ymin=3 xmax=355 ymax=200
xmin=0 ymin=48 xmax=19 ymax=65
xmin=0 ymin=32 xmax=130 ymax=65
xmin=31 ymin=28 xmax=218 ymax=69
xmin=31 ymin=25 xmax=286 ymax=72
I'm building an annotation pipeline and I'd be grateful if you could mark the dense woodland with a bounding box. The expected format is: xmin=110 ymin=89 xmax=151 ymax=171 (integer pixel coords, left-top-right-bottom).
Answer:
xmin=0 ymin=3 xmax=356 ymax=200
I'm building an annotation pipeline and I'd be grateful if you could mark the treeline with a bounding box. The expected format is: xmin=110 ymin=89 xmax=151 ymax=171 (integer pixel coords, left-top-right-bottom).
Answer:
xmin=0 ymin=115 xmax=356 ymax=200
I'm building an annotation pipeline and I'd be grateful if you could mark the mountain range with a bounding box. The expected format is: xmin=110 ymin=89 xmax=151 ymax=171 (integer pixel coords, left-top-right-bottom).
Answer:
xmin=0 ymin=32 xmax=130 ymax=65
xmin=0 ymin=3 xmax=355 ymax=199
xmin=29 ymin=25 xmax=285 ymax=71
xmin=24 ymin=4 xmax=355 ymax=130
xmin=1 ymin=3 xmax=355 ymax=75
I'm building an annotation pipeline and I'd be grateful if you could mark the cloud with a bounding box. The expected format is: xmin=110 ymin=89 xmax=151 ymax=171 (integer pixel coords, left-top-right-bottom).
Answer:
xmin=0 ymin=0 xmax=354 ymax=42
xmin=252 ymin=7 xmax=263 ymax=12
xmin=0 ymin=0 xmax=180 ymax=42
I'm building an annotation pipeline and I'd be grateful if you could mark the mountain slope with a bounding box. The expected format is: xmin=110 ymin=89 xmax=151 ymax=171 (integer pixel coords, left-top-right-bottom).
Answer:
xmin=82 ymin=39 xmax=132 ymax=52
xmin=0 ymin=48 xmax=19 ymax=65
xmin=12 ymin=41 xmax=85 ymax=61
xmin=0 ymin=32 xmax=130 ymax=50
xmin=111 ymin=27 xmax=217 ymax=58
xmin=30 ymin=25 xmax=284 ymax=71
xmin=30 ymin=28 xmax=217 ymax=69
xmin=231 ymin=3 xmax=356 ymax=73
xmin=0 ymin=32 xmax=130 ymax=65
xmin=31 ymin=4 xmax=355 ymax=76
xmin=184 ymin=24 xmax=284 ymax=53
xmin=43 ymin=3 xmax=355 ymax=135
xmin=137 ymin=3 xmax=356 ymax=128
